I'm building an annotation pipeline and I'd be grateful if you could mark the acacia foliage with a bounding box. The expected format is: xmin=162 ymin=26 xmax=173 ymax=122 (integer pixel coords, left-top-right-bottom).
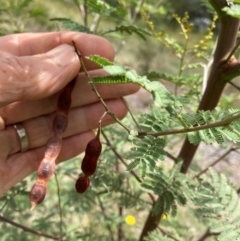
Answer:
xmin=1 ymin=1 xmax=240 ymax=241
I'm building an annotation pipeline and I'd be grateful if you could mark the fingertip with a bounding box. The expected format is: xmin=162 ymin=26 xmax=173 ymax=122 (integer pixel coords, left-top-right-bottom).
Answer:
xmin=71 ymin=33 xmax=115 ymax=70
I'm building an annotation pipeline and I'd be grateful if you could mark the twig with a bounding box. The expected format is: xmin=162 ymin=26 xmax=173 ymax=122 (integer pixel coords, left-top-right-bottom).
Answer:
xmin=228 ymin=80 xmax=240 ymax=91
xmin=72 ymin=41 xmax=131 ymax=134
xmin=79 ymin=0 xmax=88 ymax=26
xmin=165 ymin=151 xmax=178 ymax=163
xmin=132 ymin=0 xmax=145 ymax=23
xmin=102 ymin=130 xmax=156 ymax=204
xmin=138 ymin=111 xmax=240 ymax=138
xmin=116 ymin=159 xmax=124 ymax=241
xmin=157 ymin=226 xmax=181 ymax=241
xmin=224 ymin=39 xmax=240 ymax=65
xmin=122 ymin=98 xmax=142 ymax=131
xmin=195 ymin=145 xmax=239 ymax=178
xmin=196 ymin=229 xmax=219 ymax=241
xmin=97 ymin=196 xmax=115 ymax=241
xmin=54 ymin=172 xmax=64 ymax=241
xmin=118 ymin=207 xmax=124 ymax=241
xmin=0 ymin=214 xmax=62 ymax=240
xmin=90 ymin=0 xmax=105 ymax=33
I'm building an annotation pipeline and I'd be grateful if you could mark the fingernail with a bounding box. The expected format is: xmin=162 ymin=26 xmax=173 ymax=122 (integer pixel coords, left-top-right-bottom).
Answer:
xmin=47 ymin=44 xmax=76 ymax=67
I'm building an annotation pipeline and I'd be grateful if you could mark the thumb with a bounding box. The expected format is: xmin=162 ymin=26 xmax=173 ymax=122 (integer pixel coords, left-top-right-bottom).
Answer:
xmin=0 ymin=44 xmax=80 ymax=107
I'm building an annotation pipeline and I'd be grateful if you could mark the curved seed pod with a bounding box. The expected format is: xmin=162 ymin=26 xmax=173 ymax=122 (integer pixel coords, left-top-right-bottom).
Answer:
xmin=29 ymin=76 xmax=77 ymax=210
xmin=29 ymin=181 xmax=46 ymax=210
xmin=75 ymin=176 xmax=90 ymax=194
xmin=81 ymin=125 xmax=102 ymax=177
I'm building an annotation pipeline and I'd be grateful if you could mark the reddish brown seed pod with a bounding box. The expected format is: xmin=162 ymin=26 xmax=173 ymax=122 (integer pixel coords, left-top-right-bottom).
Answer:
xmin=81 ymin=125 xmax=102 ymax=177
xmin=29 ymin=76 xmax=77 ymax=209
xmin=29 ymin=181 xmax=46 ymax=210
xmin=75 ymin=176 xmax=90 ymax=194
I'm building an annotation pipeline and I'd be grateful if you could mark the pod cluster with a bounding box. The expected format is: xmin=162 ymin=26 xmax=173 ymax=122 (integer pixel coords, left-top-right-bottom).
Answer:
xmin=29 ymin=78 xmax=76 ymax=210
xmin=75 ymin=124 xmax=102 ymax=194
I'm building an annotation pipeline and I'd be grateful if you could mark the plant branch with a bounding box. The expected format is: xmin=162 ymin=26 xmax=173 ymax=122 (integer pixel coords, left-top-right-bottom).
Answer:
xmin=195 ymin=145 xmax=239 ymax=178
xmin=97 ymin=196 xmax=115 ymax=241
xmin=139 ymin=1 xmax=240 ymax=240
xmin=225 ymin=39 xmax=240 ymax=64
xmin=72 ymin=41 xmax=130 ymax=133
xmin=178 ymin=0 xmax=240 ymax=173
xmin=122 ymin=98 xmax=142 ymax=131
xmin=132 ymin=0 xmax=145 ymax=23
xmin=139 ymin=208 xmax=163 ymax=241
xmin=118 ymin=207 xmax=124 ymax=241
xmin=157 ymin=226 xmax=181 ymax=241
xmin=196 ymin=229 xmax=219 ymax=241
xmin=0 ymin=214 xmax=62 ymax=240
xmin=79 ymin=0 xmax=88 ymax=27
xmin=138 ymin=111 xmax=240 ymax=138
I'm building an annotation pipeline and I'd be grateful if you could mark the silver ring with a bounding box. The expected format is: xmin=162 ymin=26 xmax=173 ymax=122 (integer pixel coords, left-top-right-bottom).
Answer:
xmin=13 ymin=123 xmax=29 ymax=152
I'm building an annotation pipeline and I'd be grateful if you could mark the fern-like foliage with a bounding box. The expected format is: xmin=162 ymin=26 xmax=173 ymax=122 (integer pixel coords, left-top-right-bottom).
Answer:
xmin=102 ymin=24 xmax=151 ymax=40
xmin=88 ymin=55 xmax=240 ymax=147
xmin=141 ymin=163 xmax=189 ymax=216
xmin=193 ymin=169 xmax=240 ymax=241
xmin=126 ymin=136 xmax=166 ymax=178
xmin=141 ymin=107 xmax=240 ymax=145
xmin=88 ymin=55 xmax=176 ymax=107
xmin=50 ymin=18 xmax=92 ymax=33
xmin=223 ymin=3 xmax=240 ymax=18
xmin=144 ymin=229 xmax=178 ymax=241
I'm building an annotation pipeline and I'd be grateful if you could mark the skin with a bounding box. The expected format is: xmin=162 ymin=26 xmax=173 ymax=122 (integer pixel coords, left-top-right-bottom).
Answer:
xmin=0 ymin=32 xmax=139 ymax=197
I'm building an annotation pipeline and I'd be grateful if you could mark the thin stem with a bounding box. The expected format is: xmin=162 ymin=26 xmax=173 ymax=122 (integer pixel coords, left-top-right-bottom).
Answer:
xmin=0 ymin=214 xmax=62 ymax=240
xmin=196 ymin=229 xmax=218 ymax=241
xmin=118 ymin=207 xmax=124 ymax=241
xmin=225 ymin=39 xmax=240 ymax=65
xmin=97 ymin=196 xmax=115 ymax=241
xmin=132 ymin=0 xmax=145 ymax=23
xmin=116 ymin=158 xmax=124 ymax=241
xmin=195 ymin=145 xmax=239 ymax=178
xmin=122 ymin=98 xmax=142 ymax=131
xmin=102 ymin=130 xmax=156 ymax=204
xmin=91 ymin=0 xmax=105 ymax=33
xmin=72 ymin=41 xmax=131 ymax=133
xmin=54 ymin=172 xmax=64 ymax=241
xmin=165 ymin=151 xmax=178 ymax=163
xmin=228 ymin=80 xmax=240 ymax=91
xmin=157 ymin=226 xmax=181 ymax=241
xmin=138 ymin=111 xmax=240 ymax=138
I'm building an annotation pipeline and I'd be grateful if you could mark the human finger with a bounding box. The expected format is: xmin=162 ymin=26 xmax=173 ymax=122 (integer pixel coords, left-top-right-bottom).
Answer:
xmin=0 ymin=32 xmax=115 ymax=70
xmin=0 ymin=131 xmax=95 ymax=196
xmin=0 ymin=44 xmax=80 ymax=107
xmin=3 ymin=98 xmax=127 ymax=156
xmin=1 ymin=69 xmax=140 ymax=125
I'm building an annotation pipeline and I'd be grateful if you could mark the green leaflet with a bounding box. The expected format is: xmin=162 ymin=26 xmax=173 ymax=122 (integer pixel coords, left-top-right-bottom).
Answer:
xmin=126 ymin=136 xmax=166 ymax=178
xmin=223 ymin=3 xmax=240 ymax=18
xmin=142 ymin=163 xmax=188 ymax=216
xmin=102 ymin=24 xmax=151 ymax=40
xmin=193 ymin=169 xmax=240 ymax=241
xmin=49 ymin=18 xmax=91 ymax=33
xmin=144 ymin=229 xmax=178 ymax=241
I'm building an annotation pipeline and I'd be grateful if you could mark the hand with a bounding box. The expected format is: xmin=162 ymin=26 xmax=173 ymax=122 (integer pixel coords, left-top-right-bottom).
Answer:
xmin=0 ymin=32 xmax=139 ymax=196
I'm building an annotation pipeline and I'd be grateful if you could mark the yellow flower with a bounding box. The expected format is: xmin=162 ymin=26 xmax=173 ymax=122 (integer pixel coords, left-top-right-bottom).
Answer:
xmin=161 ymin=213 xmax=168 ymax=220
xmin=125 ymin=215 xmax=136 ymax=225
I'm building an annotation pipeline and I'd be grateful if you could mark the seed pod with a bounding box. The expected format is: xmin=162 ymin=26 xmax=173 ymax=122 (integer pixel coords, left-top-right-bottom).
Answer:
xmin=75 ymin=176 xmax=90 ymax=193
xmin=81 ymin=126 xmax=102 ymax=177
xmin=29 ymin=181 xmax=46 ymax=210
xmin=29 ymin=76 xmax=77 ymax=209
